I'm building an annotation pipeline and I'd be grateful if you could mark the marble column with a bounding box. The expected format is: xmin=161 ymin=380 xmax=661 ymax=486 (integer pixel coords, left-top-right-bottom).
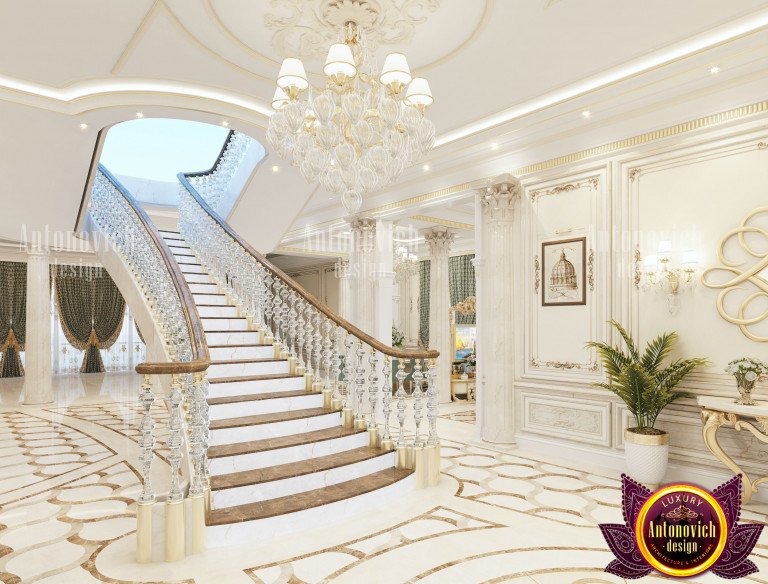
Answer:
xmin=424 ymin=228 xmax=454 ymax=403
xmin=373 ymin=220 xmax=394 ymax=345
xmin=347 ymin=216 xmax=376 ymax=335
xmin=335 ymin=260 xmax=352 ymax=322
xmin=476 ymin=176 xmax=520 ymax=444
xmin=24 ymin=247 xmax=53 ymax=405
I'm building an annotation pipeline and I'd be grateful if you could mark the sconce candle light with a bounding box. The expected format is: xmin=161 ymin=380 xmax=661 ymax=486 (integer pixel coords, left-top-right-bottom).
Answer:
xmin=642 ymin=240 xmax=699 ymax=314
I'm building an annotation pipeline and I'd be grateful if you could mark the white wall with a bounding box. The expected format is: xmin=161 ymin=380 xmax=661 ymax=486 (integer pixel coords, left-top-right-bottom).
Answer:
xmin=511 ymin=121 xmax=768 ymax=483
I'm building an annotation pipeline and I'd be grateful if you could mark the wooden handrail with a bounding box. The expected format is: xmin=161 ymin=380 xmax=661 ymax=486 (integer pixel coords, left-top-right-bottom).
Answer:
xmin=98 ymin=166 xmax=210 ymax=375
xmin=177 ymin=172 xmax=439 ymax=360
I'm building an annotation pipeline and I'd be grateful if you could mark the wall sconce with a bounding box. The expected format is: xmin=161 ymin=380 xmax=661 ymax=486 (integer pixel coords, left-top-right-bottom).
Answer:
xmin=642 ymin=240 xmax=699 ymax=314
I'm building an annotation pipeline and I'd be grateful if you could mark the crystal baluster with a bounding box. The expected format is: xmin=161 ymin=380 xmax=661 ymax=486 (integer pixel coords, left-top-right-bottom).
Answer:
xmin=288 ymin=291 xmax=298 ymax=360
xmin=263 ymin=271 xmax=274 ymax=340
xmin=313 ymin=311 xmax=323 ymax=386
xmin=354 ymin=340 xmax=367 ymax=427
xmin=343 ymin=333 xmax=355 ymax=411
xmin=395 ymin=360 xmax=408 ymax=447
xmin=166 ymin=374 xmax=184 ymax=503
xmin=368 ymin=349 xmax=379 ymax=429
xmin=187 ymin=372 xmax=205 ymax=497
xmin=303 ymin=305 xmax=314 ymax=379
xmin=295 ymin=299 xmax=306 ymax=372
xmin=381 ymin=357 xmax=392 ymax=444
xmin=272 ymin=280 xmax=283 ymax=345
xmin=137 ymin=374 xmax=156 ymax=504
xmin=426 ymin=359 xmax=439 ymax=446
xmin=412 ymin=359 xmax=425 ymax=447
xmin=322 ymin=317 xmax=333 ymax=390
xmin=330 ymin=326 xmax=342 ymax=404
xmin=279 ymin=283 xmax=290 ymax=352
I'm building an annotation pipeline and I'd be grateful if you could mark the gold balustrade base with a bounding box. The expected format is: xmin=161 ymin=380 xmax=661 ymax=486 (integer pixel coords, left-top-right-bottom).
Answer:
xmin=280 ymin=349 xmax=290 ymax=360
xmin=304 ymin=373 xmax=313 ymax=392
xmin=330 ymin=397 xmax=343 ymax=411
xmin=413 ymin=445 xmax=426 ymax=488
xmin=190 ymin=494 xmax=206 ymax=555
xmin=368 ymin=427 xmax=379 ymax=447
xmin=272 ymin=342 xmax=282 ymax=358
xmin=312 ymin=381 xmax=323 ymax=393
xmin=427 ymin=443 xmax=441 ymax=486
xmin=246 ymin=315 xmax=255 ymax=330
xmin=395 ymin=445 xmax=413 ymax=469
xmin=164 ymin=499 xmax=185 ymax=562
xmin=354 ymin=418 xmax=368 ymax=431
xmin=296 ymin=365 xmax=306 ymax=376
xmin=136 ymin=501 xmax=153 ymax=563
xmin=322 ymin=389 xmax=332 ymax=409
xmin=288 ymin=357 xmax=297 ymax=375
xmin=381 ymin=438 xmax=394 ymax=452
xmin=342 ymin=407 xmax=354 ymax=429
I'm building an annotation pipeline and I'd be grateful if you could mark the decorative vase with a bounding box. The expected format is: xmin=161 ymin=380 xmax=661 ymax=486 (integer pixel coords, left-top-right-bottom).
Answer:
xmin=734 ymin=373 xmax=757 ymax=406
xmin=624 ymin=428 xmax=669 ymax=489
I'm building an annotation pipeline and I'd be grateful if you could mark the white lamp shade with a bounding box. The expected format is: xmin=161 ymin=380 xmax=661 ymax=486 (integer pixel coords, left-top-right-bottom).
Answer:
xmin=271 ymin=87 xmax=289 ymax=110
xmin=405 ymin=78 xmax=433 ymax=108
xmin=380 ymin=53 xmax=412 ymax=87
xmin=277 ymin=58 xmax=308 ymax=91
xmin=324 ymin=44 xmax=356 ymax=79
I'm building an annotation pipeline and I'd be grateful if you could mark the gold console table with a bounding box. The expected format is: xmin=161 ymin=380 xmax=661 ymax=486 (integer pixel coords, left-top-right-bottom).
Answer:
xmin=698 ymin=396 xmax=768 ymax=503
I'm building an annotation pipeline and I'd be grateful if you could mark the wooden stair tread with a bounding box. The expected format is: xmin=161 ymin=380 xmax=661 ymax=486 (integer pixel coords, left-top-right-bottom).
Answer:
xmin=209 ymin=407 xmax=335 ymax=429
xmin=209 ymin=373 xmax=301 ymax=384
xmin=208 ymin=426 xmax=365 ymax=459
xmin=210 ymin=446 xmax=389 ymax=489
xmin=207 ymin=468 xmax=412 ymax=525
xmin=208 ymin=389 xmax=311 ymax=406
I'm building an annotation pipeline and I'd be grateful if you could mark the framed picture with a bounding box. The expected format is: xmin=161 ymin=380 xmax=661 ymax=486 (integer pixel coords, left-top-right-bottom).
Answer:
xmin=541 ymin=237 xmax=586 ymax=306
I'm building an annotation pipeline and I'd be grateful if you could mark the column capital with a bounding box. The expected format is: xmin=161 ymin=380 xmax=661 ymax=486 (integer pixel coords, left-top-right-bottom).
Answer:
xmin=346 ymin=215 xmax=376 ymax=254
xmin=345 ymin=215 xmax=376 ymax=234
xmin=423 ymin=228 xmax=455 ymax=257
xmin=477 ymin=175 xmax=521 ymax=222
xmin=334 ymin=259 xmax=350 ymax=279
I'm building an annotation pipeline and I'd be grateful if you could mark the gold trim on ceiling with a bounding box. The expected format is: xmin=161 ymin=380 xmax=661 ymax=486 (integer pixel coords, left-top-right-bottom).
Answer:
xmin=274 ymin=246 xmax=349 ymax=260
xmin=409 ymin=215 xmax=474 ymax=230
xmin=283 ymin=100 xmax=768 ymax=240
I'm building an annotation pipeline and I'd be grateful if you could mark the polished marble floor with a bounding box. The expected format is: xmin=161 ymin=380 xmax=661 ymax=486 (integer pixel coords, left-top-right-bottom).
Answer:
xmin=0 ymin=373 xmax=767 ymax=583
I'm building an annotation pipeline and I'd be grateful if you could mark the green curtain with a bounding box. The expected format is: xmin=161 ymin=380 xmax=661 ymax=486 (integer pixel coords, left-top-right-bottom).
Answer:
xmin=0 ymin=261 xmax=27 ymax=378
xmin=55 ymin=265 xmax=126 ymax=373
xmin=449 ymin=254 xmax=476 ymax=325
xmin=418 ymin=260 xmax=430 ymax=346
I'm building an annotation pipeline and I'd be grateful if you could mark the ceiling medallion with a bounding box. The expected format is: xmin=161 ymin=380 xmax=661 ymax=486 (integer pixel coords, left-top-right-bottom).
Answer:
xmin=267 ymin=21 xmax=435 ymax=214
xmin=265 ymin=0 xmax=440 ymax=60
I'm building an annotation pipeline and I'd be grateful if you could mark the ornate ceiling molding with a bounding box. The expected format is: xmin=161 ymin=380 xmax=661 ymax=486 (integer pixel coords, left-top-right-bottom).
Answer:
xmin=409 ymin=215 xmax=473 ymax=230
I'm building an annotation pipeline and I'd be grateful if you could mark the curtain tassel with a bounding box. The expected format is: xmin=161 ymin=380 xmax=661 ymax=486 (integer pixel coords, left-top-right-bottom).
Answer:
xmin=0 ymin=327 xmax=24 ymax=378
xmin=80 ymin=327 xmax=105 ymax=374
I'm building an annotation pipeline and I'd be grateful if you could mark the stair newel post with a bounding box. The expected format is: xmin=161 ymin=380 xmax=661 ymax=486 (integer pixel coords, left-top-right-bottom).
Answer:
xmin=287 ymin=290 xmax=298 ymax=374
xmin=320 ymin=317 xmax=333 ymax=407
xmin=330 ymin=326 xmax=343 ymax=411
xmin=263 ymin=272 xmax=274 ymax=345
xmin=425 ymin=358 xmax=440 ymax=486
xmin=279 ymin=284 xmax=291 ymax=360
xmin=136 ymin=374 xmax=156 ymax=563
xmin=312 ymin=311 xmax=323 ymax=392
xmin=188 ymin=371 xmax=208 ymax=554
xmin=295 ymin=299 xmax=306 ymax=376
xmin=380 ymin=357 xmax=394 ymax=451
xmin=353 ymin=340 xmax=368 ymax=430
xmin=303 ymin=305 xmax=314 ymax=391
xmin=272 ymin=280 xmax=284 ymax=358
xmin=342 ymin=333 xmax=355 ymax=428
xmin=367 ymin=349 xmax=380 ymax=447
xmin=394 ymin=359 xmax=411 ymax=469
xmin=165 ymin=374 xmax=185 ymax=562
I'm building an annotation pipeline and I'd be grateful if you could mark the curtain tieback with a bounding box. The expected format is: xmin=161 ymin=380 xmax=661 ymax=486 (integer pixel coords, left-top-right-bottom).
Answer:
xmin=86 ymin=327 xmax=102 ymax=349
xmin=0 ymin=328 xmax=22 ymax=353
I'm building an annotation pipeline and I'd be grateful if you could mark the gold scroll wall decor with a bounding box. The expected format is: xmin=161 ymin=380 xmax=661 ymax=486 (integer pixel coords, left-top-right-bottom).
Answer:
xmin=701 ymin=207 xmax=768 ymax=342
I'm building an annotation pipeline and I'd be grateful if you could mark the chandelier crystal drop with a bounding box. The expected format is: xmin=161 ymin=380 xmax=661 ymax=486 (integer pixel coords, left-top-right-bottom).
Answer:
xmin=266 ymin=22 xmax=435 ymax=215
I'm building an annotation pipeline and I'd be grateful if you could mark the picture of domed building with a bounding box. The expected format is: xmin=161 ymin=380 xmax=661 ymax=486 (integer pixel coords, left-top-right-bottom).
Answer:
xmin=542 ymin=237 xmax=586 ymax=306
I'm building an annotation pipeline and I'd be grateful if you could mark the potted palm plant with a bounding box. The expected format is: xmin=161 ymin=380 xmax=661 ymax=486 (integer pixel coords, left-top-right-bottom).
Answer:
xmin=587 ymin=321 xmax=707 ymax=487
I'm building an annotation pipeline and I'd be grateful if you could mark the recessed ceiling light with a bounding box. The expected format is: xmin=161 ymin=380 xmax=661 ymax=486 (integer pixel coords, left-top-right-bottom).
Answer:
xmin=581 ymin=110 xmax=592 ymax=118
xmin=490 ymin=142 xmax=499 ymax=150
xmin=135 ymin=112 xmax=144 ymax=119
xmin=710 ymin=66 xmax=720 ymax=74
xmin=78 ymin=123 xmax=88 ymax=131
xmin=271 ymin=165 xmax=279 ymax=173
xmin=221 ymin=120 xmax=230 ymax=127
xmin=422 ymin=164 xmax=430 ymax=171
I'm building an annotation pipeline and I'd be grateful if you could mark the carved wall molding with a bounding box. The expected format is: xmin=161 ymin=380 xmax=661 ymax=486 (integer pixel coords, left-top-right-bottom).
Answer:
xmin=529 ymin=176 xmax=599 ymax=202
xmin=634 ymin=246 xmax=642 ymax=289
xmin=701 ymin=207 xmax=768 ymax=342
xmin=587 ymin=248 xmax=595 ymax=291
xmin=522 ymin=392 xmax=610 ymax=446
xmin=628 ymin=167 xmax=642 ymax=182
xmin=529 ymin=357 xmax=599 ymax=372
xmin=533 ymin=254 xmax=540 ymax=293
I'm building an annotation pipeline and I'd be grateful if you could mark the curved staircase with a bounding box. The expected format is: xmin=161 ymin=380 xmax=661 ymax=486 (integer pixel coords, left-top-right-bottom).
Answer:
xmin=159 ymin=229 xmax=413 ymax=544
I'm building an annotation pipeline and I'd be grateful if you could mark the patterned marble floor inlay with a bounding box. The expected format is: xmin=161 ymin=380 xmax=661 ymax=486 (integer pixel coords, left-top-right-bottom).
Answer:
xmin=438 ymin=409 xmax=476 ymax=425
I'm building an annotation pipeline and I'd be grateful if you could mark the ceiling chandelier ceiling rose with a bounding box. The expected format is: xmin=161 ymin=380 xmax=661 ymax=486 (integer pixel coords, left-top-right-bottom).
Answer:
xmin=267 ymin=22 xmax=435 ymax=215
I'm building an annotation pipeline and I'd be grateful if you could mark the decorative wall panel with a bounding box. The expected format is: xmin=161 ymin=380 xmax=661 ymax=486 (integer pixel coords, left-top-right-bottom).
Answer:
xmin=521 ymin=391 xmax=610 ymax=446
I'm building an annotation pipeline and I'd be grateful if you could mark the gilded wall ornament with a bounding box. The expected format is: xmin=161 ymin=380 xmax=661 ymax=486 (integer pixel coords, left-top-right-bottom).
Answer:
xmin=530 ymin=357 xmax=599 ymax=372
xmin=265 ymin=0 xmax=441 ymax=60
xmin=529 ymin=177 xmax=599 ymax=202
xmin=701 ymin=207 xmax=768 ymax=342
xmin=634 ymin=246 xmax=642 ymax=289
xmin=587 ymin=248 xmax=595 ymax=291
xmin=533 ymin=254 xmax=540 ymax=293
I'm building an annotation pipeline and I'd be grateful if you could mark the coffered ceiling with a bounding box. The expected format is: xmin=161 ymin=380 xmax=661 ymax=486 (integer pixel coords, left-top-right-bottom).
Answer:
xmin=0 ymin=0 xmax=766 ymax=251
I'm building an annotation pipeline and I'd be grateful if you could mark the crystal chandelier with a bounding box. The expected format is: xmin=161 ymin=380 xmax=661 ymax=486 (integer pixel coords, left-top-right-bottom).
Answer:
xmin=266 ymin=22 xmax=435 ymax=215
xmin=393 ymin=245 xmax=419 ymax=282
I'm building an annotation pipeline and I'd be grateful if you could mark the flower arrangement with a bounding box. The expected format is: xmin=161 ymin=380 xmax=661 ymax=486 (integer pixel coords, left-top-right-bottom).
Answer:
xmin=725 ymin=358 xmax=767 ymax=405
xmin=392 ymin=325 xmax=405 ymax=348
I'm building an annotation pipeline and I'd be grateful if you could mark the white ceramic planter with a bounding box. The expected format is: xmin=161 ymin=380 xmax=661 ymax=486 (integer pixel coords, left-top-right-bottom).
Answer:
xmin=624 ymin=428 xmax=669 ymax=487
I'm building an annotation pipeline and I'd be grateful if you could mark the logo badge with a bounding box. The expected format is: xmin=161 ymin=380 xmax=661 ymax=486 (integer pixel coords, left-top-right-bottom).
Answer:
xmin=600 ymin=474 xmax=763 ymax=579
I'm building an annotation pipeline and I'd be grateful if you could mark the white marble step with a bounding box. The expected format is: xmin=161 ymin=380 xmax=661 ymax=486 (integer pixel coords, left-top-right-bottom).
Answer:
xmin=210 ymin=450 xmax=395 ymax=510
xmin=207 ymin=374 xmax=305 ymax=398
xmin=208 ymin=409 xmax=341 ymax=446
xmin=208 ymin=359 xmax=289 ymax=379
xmin=202 ymin=317 xmax=249 ymax=332
xmin=208 ymin=428 xmax=369 ymax=476
xmin=194 ymin=293 xmax=227 ymax=305
xmin=180 ymin=263 xmax=205 ymax=274
xmin=189 ymin=282 xmax=220 ymax=294
xmin=166 ymin=243 xmax=191 ymax=253
xmin=183 ymin=273 xmax=211 ymax=284
xmin=208 ymin=391 xmax=323 ymax=421
xmin=205 ymin=471 xmax=413 ymax=547
xmin=209 ymin=344 xmax=273 ymax=360
xmin=205 ymin=331 xmax=262 ymax=346
xmin=197 ymin=305 xmax=239 ymax=318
